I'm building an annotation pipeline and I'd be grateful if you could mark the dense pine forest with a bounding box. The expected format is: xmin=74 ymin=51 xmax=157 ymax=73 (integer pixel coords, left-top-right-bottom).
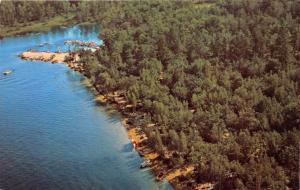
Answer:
xmin=80 ymin=1 xmax=300 ymax=189
xmin=1 ymin=1 xmax=299 ymax=189
xmin=0 ymin=1 xmax=70 ymax=25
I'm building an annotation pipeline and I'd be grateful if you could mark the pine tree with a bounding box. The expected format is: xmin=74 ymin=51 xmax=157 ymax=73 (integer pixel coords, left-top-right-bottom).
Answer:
xmin=180 ymin=131 xmax=188 ymax=152
xmin=154 ymin=129 xmax=164 ymax=153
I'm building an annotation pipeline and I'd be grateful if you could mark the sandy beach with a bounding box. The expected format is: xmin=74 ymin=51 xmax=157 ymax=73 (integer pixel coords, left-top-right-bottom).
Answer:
xmin=19 ymin=51 xmax=79 ymax=63
xmin=20 ymin=51 xmax=68 ymax=62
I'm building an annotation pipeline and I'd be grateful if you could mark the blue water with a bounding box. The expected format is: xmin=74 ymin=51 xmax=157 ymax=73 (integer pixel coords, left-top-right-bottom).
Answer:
xmin=0 ymin=25 xmax=172 ymax=190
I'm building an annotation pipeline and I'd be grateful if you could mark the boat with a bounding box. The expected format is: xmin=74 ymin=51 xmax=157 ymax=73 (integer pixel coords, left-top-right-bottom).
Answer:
xmin=140 ymin=160 xmax=151 ymax=168
xmin=2 ymin=69 xmax=12 ymax=75
xmin=38 ymin=42 xmax=50 ymax=47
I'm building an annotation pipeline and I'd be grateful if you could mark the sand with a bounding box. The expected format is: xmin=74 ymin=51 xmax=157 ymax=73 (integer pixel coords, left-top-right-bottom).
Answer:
xmin=20 ymin=51 xmax=79 ymax=63
xmin=166 ymin=165 xmax=194 ymax=181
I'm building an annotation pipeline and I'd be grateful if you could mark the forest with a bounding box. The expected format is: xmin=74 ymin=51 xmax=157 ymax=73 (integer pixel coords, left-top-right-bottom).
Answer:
xmin=1 ymin=0 xmax=299 ymax=189
xmin=0 ymin=1 xmax=70 ymax=25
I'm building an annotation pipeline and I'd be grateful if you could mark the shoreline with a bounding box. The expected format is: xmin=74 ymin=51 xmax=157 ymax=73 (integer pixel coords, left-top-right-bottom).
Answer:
xmin=0 ymin=15 xmax=97 ymax=40
xmin=19 ymin=50 xmax=199 ymax=189
xmin=0 ymin=15 xmax=76 ymax=39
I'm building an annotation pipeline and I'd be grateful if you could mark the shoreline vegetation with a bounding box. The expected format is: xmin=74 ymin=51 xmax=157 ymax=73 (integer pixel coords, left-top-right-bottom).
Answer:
xmin=0 ymin=0 xmax=95 ymax=39
xmin=18 ymin=48 xmax=200 ymax=189
xmin=2 ymin=0 xmax=300 ymax=189
xmin=0 ymin=14 xmax=77 ymax=39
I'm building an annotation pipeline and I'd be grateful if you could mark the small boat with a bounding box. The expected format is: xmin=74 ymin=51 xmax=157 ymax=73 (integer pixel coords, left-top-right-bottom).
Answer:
xmin=3 ymin=69 xmax=12 ymax=75
xmin=140 ymin=160 xmax=151 ymax=168
xmin=38 ymin=42 xmax=50 ymax=47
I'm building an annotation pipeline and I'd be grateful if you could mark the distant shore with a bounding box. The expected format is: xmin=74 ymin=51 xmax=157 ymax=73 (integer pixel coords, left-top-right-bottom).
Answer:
xmin=19 ymin=49 xmax=199 ymax=189
xmin=0 ymin=14 xmax=95 ymax=39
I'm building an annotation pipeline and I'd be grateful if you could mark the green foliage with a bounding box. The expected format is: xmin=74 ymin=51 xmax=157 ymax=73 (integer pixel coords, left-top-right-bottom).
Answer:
xmin=0 ymin=1 xmax=72 ymax=26
xmin=80 ymin=1 xmax=299 ymax=188
xmin=3 ymin=0 xmax=298 ymax=189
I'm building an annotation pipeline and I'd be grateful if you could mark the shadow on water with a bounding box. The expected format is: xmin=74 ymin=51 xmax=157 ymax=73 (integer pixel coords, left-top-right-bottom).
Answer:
xmin=121 ymin=143 xmax=134 ymax=153
xmin=126 ymin=158 xmax=141 ymax=171
xmin=102 ymin=107 xmax=121 ymax=123
xmin=51 ymin=26 xmax=69 ymax=36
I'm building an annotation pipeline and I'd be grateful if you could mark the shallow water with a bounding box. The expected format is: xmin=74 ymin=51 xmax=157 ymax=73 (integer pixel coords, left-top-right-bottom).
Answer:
xmin=0 ymin=25 xmax=172 ymax=190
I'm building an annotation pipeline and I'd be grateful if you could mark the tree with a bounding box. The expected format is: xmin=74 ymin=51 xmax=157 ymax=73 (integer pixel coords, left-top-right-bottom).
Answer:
xmin=180 ymin=131 xmax=188 ymax=152
xmin=273 ymin=27 xmax=294 ymax=65
xmin=54 ymin=1 xmax=300 ymax=189
xmin=169 ymin=129 xmax=180 ymax=150
xmin=0 ymin=1 xmax=16 ymax=26
xmin=154 ymin=129 xmax=164 ymax=153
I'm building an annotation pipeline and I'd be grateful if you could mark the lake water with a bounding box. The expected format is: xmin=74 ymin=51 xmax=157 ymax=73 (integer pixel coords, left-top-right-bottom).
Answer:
xmin=0 ymin=25 xmax=172 ymax=190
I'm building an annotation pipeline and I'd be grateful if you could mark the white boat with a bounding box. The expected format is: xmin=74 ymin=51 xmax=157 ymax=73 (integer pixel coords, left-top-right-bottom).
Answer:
xmin=2 ymin=69 xmax=12 ymax=75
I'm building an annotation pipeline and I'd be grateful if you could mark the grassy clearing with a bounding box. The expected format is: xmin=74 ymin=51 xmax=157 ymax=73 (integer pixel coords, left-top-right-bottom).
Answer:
xmin=0 ymin=14 xmax=77 ymax=38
